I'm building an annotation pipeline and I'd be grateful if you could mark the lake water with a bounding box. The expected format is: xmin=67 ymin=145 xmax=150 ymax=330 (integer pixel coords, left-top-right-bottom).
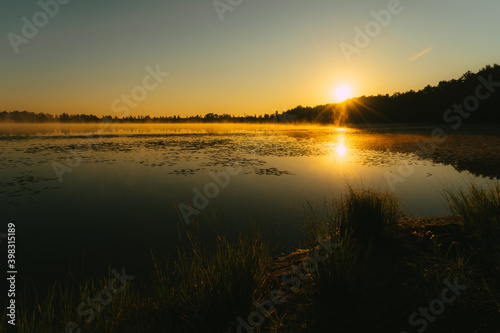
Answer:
xmin=1 ymin=123 xmax=498 ymax=281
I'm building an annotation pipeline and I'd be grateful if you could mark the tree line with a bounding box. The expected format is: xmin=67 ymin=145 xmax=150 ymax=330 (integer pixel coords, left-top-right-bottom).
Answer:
xmin=2 ymin=64 xmax=499 ymax=125
xmin=0 ymin=111 xmax=281 ymax=124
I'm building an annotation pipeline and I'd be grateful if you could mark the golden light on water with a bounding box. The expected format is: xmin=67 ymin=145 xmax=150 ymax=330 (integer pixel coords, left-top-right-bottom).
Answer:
xmin=336 ymin=143 xmax=347 ymax=157
xmin=330 ymin=132 xmax=349 ymax=160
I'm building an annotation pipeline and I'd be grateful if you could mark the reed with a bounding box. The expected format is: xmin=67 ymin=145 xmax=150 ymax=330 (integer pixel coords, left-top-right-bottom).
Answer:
xmin=2 ymin=229 xmax=269 ymax=333
xmin=444 ymin=182 xmax=500 ymax=272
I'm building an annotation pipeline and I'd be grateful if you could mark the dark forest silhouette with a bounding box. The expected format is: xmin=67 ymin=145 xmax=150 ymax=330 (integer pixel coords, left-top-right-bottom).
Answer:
xmin=2 ymin=64 xmax=499 ymax=125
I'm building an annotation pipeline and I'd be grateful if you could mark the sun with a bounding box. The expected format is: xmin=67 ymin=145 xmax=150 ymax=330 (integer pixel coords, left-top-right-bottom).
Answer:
xmin=333 ymin=85 xmax=353 ymax=103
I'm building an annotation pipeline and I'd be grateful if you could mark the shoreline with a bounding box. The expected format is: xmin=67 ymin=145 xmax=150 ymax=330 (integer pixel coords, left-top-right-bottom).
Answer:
xmin=258 ymin=215 xmax=498 ymax=332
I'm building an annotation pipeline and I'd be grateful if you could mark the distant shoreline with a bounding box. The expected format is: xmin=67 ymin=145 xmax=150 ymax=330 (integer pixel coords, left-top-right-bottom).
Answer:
xmin=2 ymin=64 xmax=499 ymax=125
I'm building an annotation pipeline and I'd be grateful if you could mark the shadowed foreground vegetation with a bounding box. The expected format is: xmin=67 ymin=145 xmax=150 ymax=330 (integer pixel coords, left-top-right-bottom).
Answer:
xmin=271 ymin=184 xmax=500 ymax=332
xmin=3 ymin=230 xmax=270 ymax=333
xmin=445 ymin=183 xmax=500 ymax=275
xmin=3 ymin=183 xmax=500 ymax=332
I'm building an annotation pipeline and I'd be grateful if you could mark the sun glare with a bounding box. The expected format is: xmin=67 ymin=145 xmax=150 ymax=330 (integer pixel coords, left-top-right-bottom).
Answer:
xmin=336 ymin=143 xmax=347 ymax=157
xmin=333 ymin=85 xmax=353 ymax=103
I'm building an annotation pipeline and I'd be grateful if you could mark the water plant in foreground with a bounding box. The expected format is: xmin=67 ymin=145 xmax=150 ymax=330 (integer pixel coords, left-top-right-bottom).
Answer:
xmin=304 ymin=187 xmax=399 ymax=293
xmin=1 ymin=228 xmax=269 ymax=333
xmin=444 ymin=182 xmax=500 ymax=273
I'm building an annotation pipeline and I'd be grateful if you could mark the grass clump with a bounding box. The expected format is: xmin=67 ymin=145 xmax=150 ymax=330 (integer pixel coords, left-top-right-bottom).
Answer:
xmin=444 ymin=182 xmax=500 ymax=311
xmin=2 ymin=228 xmax=269 ymax=333
xmin=152 ymin=230 xmax=270 ymax=331
xmin=444 ymin=182 xmax=500 ymax=272
xmin=305 ymin=187 xmax=399 ymax=293
xmin=338 ymin=186 xmax=399 ymax=244
xmin=417 ymin=240 xmax=473 ymax=297
xmin=6 ymin=270 xmax=139 ymax=333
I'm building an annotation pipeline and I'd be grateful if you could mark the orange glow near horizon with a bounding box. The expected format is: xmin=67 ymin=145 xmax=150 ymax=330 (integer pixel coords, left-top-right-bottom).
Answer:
xmin=2 ymin=2 xmax=498 ymax=118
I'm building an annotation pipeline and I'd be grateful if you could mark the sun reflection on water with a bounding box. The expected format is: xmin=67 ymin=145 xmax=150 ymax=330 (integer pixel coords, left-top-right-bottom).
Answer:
xmin=329 ymin=132 xmax=350 ymax=161
xmin=336 ymin=143 xmax=347 ymax=157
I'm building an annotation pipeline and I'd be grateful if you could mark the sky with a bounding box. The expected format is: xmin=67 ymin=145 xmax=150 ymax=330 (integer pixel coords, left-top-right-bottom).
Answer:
xmin=1 ymin=0 xmax=499 ymax=117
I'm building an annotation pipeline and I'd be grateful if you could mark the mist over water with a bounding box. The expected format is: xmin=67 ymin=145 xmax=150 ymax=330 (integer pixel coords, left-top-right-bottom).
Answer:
xmin=1 ymin=123 xmax=497 ymax=281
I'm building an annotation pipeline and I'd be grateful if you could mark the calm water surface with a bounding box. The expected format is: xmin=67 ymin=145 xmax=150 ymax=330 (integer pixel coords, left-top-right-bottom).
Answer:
xmin=1 ymin=123 xmax=498 ymax=280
